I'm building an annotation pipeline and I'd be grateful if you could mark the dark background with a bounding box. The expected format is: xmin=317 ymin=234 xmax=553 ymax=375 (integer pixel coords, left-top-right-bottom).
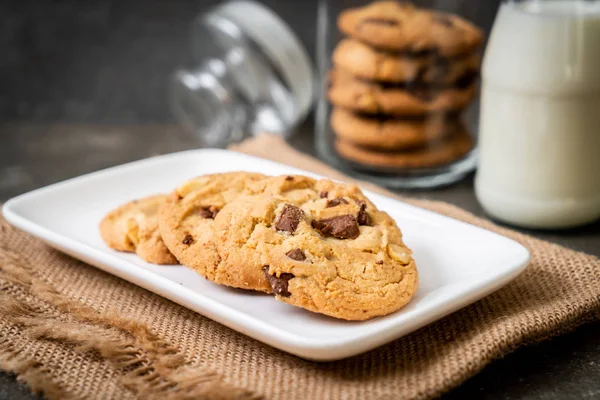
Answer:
xmin=0 ymin=0 xmax=502 ymax=124
xmin=1 ymin=1 xmax=599 ymax=399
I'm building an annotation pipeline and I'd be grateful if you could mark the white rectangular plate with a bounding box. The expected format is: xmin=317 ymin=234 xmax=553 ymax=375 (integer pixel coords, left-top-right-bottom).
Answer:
xmin=3 ymin=150 xmax=530 ymax=361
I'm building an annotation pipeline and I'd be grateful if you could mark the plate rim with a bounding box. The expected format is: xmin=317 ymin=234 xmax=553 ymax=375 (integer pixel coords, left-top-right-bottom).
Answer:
xmin=2 ymin=149 xmax=531 ymax=361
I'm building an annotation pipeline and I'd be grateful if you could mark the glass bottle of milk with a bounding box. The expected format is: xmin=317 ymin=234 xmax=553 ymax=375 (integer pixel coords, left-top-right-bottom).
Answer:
xmin=476 ymin=0 xmax=600 ymax=229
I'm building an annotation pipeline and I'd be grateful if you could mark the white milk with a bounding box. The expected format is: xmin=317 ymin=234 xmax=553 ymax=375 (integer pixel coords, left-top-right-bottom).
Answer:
xmin=476 ymin=0 xmax=600 ymax=228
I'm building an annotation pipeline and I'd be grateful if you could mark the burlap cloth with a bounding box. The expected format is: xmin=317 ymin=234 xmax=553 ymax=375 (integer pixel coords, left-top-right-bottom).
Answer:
xmin=1 ymin=134 xmax=599 ymax=400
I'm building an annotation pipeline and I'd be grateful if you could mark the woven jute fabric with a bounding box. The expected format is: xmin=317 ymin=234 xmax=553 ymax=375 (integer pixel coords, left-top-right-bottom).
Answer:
xmin=1 ymin=135 xmax=599 ymax=400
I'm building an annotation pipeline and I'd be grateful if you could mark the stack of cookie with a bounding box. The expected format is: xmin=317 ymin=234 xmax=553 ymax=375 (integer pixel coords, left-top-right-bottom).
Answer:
xmin=100 ymin=172 xmax=418 ymax=321
xmin=328 ymin=1 xmax=484 ymax=170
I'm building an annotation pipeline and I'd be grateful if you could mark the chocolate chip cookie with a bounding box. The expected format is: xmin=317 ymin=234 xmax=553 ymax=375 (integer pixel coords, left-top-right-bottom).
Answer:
xmin=331 ymin=107 xmax=461 ymax=151
xmin=213 ymin=176 xmax=418 ymax=320
xmin=333 ymin=38 xmax=480 ymax=84
xmin=335 ymin=126 xmax=474 ymax=169
xmin=158 ymin=172 xmax=267 ymax=284
xmin=328 ymin=68 xmax=477 ymax=116
xmin=338 ymin=1 xmax=483 ymax=57
xmin=100 ymin=195 xmax=178 ymax=265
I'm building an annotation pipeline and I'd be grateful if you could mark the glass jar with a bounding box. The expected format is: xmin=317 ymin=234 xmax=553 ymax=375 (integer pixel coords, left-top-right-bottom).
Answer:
xmin=170 ymin=1 xmax=314 ymax=148
xmin=316 ymin=0 xmax=491 ymax=188
xmin=476 ymin=0 xmax=600 ymax=229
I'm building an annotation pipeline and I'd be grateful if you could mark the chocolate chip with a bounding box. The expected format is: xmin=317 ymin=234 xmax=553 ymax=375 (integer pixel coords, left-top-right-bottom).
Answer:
xmin=199 ymin=206 xmax=219 ymax=219
xmin=377 ymin=78 xmax=422 ymax=90
xmin=377 ymin=77 xmax=437 ymax=101
xmin=356 ymin=201 xmax=371 ymax=226
xmin=319 ymin=191 xmax=328 ymax=199
xmin=285 ymin=176 xmax=294 ymax=181
xmin=286 ymin=249 xmax=306 ymax=261
xmin=411 ymin=87 xmax=437 ymax=102
xmin=326 ymin=197 xmax=349 ymax=208
xmin=312 ymin=215 xmax=360 ymax=240
xmin=434 ymin=15 xmax=454 ymax=28
xmin=376 ymin=260 xmax=384 ymax=265
xmin=182 ymin=234 xmax=194 ymax=245
xmin=355 ymin=199 xmax=366 ymax=207
xmin=361 ymin=17 xmax=399 ymax=27
xmin=428 ymin=60 xmax=451 ymax=82
xmin=455 ymin=70 xmax=479 ymax=89
xmin=276 ymin=204 xmax=304 ymax=234
xmin=263 ymin=266 xmax=294 ymax=297
xmin=357 ymin=210 xmax=371 ymax=226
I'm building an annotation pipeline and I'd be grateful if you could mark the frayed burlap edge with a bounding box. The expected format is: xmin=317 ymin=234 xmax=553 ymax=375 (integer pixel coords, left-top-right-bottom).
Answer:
xmin=0 ymin=244 xmax=258 ymax=400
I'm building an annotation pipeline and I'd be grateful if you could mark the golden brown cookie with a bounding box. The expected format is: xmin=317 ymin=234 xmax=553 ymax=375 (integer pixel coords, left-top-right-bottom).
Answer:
xmin=332 ymin=38 xmax=480 ymax=84
xmin=328 ymin=68 xmax=477 ymax=116
xmin=100 ymin=195 xmax=178 ymax=265
xmin=213 ymin=176 xmax=418 ymax=320
xmin=158 ymin=172 xmax=267 ymax=285
xmin=338 ymin=1 xmax=484 ymax=57
xmin=209 ymin=175 xmax=378 ymax=293
xmin=331 ymin=107 xmax=462 ymax=151
xmin=335 ymin=128 xmax=474 ymax=169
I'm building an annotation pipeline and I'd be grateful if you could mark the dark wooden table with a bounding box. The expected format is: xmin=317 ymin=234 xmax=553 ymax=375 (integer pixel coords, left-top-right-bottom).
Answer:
xmin=1 ymin=0 xmax=599 ymax=398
